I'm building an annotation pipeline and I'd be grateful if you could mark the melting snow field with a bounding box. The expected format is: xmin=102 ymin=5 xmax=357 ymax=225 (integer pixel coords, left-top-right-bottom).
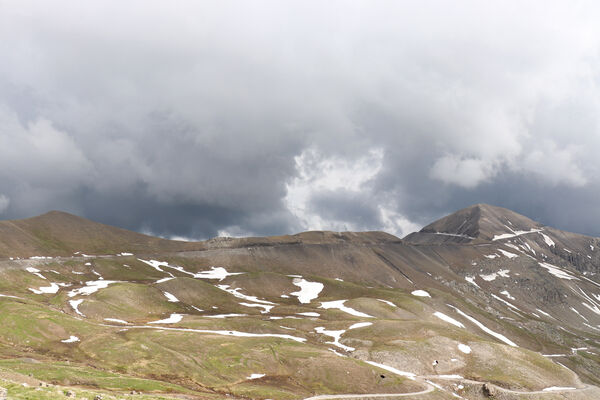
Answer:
xmin=191 ymin=266 xmax=244 ymax=280
xmin=204 ymin=313 xmax=247 ymax=318
xmin=314 ymin=327 xmax=354 ymax=352
xmin=447 ymin=305 xmax=517 ymax=347
xmin=68 ymin=280 xmax=117 ymax=297
xmin=364 ymin=361 xmax=416 ymax=380
xmin=492 ymin=228 xmax=542 ymax=241
xmin=500 ymin=290 xmax=515 ymax=300
xmin=131 ymin=325 xmax=306 ymax=342
xmin=247 ymin=373 xmax=265 ymax=380
xmin=465 ymin=276 xmax=480 ymax=288
xmin=104 ymin=318 xmax=129 ymax=324
xmin=216 ymin=285 xmax=275 ymax=305
xmin=61 ymin=336 xmax=79 ymax=343
xmin=320 ymin=300 xmax=374 ymax=318
xmin=377 ymin=299 xmax=397 ymax=307
xmin=458 ymin=343 xmax=471 ymax=354
xmin=498 ymin=249 xmax=518 ymax=258
xmin=138 ymin=259 xmax=169 ymax=272
xmin=348 ymin=322 xmax=373 ymax=329
xmin=540 ymin=233 xmax=555 ymax=247
xmin=240 ymin=302 xmax=274 ymax=314
xmin=411 ymin=290 xmax=430 ymax=297
xmin=26 ymin=267 xmax=46 ymax=280
xmin=538 ymin=262 xmax=578 ymax=280
xmin=148 ymin=313 xmax=183 ymax=324
xmin=289 ymin=278 xmax=324 ymax=304
xmin=29 ymin=283 xmax=59 ymax=294
xmin=434 ymin=312 xmax=464 ymax=328
xmin=480 ymin=269 xmax=510 ymax=282
xmin=491 ymin=294 xmax=522 ymax=312
xmin=69 ymin=299 xmax=85 ymax=317
xmin=297 ymin=312 xmax=320 ymax=317
xmin=163 ymin=292 xmax=179 ymax=302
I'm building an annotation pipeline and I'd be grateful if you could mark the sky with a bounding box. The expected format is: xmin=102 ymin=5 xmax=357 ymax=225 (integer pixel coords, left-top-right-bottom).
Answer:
xmin=1 ymin=0 xmax=600 ymax=239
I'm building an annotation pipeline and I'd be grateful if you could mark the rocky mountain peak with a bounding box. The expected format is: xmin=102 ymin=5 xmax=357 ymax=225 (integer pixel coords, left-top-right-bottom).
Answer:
xmin=405 ymin=203 xmax=543 ymax=244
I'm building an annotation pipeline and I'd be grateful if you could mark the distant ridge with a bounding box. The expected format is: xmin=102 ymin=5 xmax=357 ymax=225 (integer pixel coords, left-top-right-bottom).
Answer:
xmin=0 ymin=211 xmax=201 ymax=257
xmin=0 ymin=211 xmax=400 ymax=258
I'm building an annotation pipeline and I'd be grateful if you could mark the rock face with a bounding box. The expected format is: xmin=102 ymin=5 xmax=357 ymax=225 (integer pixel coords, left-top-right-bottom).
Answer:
xmin=482 ymin=382 xmax=496 ymax=397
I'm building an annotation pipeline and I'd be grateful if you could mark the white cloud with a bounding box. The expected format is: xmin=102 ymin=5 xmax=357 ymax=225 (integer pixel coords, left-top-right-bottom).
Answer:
xmin=521 ymin=141 xmax=587 ymax=187
xmin=284 ymin=148 xmax=418 ymax=236
xmin=429 ymin=155 xmax=497 ymax=188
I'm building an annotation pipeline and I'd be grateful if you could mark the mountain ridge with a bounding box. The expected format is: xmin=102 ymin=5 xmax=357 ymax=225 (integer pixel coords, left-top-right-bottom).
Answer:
xmin=1 ymin=204 xmax=600 ymax=398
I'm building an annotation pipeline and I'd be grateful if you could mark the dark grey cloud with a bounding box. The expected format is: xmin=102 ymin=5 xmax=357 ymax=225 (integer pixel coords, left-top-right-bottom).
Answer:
xmin=1 ymin=1 xmax=600 ymax=239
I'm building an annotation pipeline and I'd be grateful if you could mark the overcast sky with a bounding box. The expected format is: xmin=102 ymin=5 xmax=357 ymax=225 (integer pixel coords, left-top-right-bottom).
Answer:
xmin=1 ymin=1 xmax=600 ymax=239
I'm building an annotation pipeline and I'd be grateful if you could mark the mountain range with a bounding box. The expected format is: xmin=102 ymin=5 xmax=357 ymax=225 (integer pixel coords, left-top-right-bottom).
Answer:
xmin=0 ymin=204 xmax=599 ymax=399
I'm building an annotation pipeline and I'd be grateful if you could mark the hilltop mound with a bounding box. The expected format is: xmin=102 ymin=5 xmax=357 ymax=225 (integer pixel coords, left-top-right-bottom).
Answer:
xmin=0 ymin=211 xmax=200 ymax=257
xmin=404 ymin=203 xmax=543 ymax=244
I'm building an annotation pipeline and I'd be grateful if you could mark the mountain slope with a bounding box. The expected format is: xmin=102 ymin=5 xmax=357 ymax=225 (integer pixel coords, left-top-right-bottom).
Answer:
xmin=404 ymin=203 xmax=544 ymax=244
xmin=0 ymin=206 xmax=600 ymax=399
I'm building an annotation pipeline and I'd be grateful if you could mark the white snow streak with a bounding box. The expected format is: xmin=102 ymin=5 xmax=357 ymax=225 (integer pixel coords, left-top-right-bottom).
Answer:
xmin=320 ymin=300 xmax=374 ymax=318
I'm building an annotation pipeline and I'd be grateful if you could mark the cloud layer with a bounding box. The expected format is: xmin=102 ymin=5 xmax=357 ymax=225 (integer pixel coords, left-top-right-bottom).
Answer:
xmin=1 ymin=1 xmax=600 ymax=238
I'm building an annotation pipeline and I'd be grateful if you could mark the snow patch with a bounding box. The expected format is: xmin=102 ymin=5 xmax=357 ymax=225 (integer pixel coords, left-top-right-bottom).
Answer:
xmin=538 ymin=262 xmax=578 ymax=280
xmin=148 ymin=313 xmax=183 ymax=324
xmin=458 ymin=343 xmax=471 ymax=354
xmin=465 ymin=276 xmax=480 ymax=288
xmin=26 ymin=267 xmax=46 ymax=280
xmin=28 ymin=282 xmax=59 ymax=294
xmin=297 ymin=312 xmax=320 ymax=317
xmin=61 ymin=336 xmax=79 ymax=343
xmin=500 ymin=290 xmax=515 ymax=300
xmin=204 ymin=313 xmax=247 ymax=318
xmin=68 ymin=280 xmax=117 ymax=297
xmin=492 ymin=228 xmax=542 ymax=241
xmin=163 ymin=292 xmax=179 ymax=302
xmin=314 ymin=327 xmax=353 ymax=351
xmin=348 ymin=322 xmax=373 ymax=329
xmin=290 ymin=278 xmax=324 ymax=304
xmin=539 ymin=233 xmax=556 ymax=246
xmin=447 ymin=305 xmax=517 ymax=347
xmin=498 ymin=249 xmax=518 ymax=259
xmin=434 ymin=312 xmax=464 ymax=328
xmin=364 ymin=361 xmax=416 ymax=380
xmin=320 ymin=300 xmax=374 ymax=318
xmin=542 ymin=387 xmax=576 ymax=392
xmin=104 ymin=318 xmax=129 ymax=324
xmin=137 ymin=259 xmax=169 ymax=272
xmin=411 ymin=290 xmax=430 ymax=297
xmin=377 ymin=299 xmax=397 ymax=307
xmin=216 ymin=284 xmax=275 ymax=305
xmin=240 ymin=302 xmax=274 ymax=314
xmin=69 ymin=299 xmax=85 ymax=317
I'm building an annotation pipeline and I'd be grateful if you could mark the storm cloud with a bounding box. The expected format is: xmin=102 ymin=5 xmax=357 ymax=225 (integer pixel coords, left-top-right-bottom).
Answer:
xmin=1 ymin=1 xmax=600 ymax=239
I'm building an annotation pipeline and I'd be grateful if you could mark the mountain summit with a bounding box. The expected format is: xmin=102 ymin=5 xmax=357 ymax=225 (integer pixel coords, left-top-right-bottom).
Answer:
xmin=404 ymin=203 xmax=543 ymax=244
